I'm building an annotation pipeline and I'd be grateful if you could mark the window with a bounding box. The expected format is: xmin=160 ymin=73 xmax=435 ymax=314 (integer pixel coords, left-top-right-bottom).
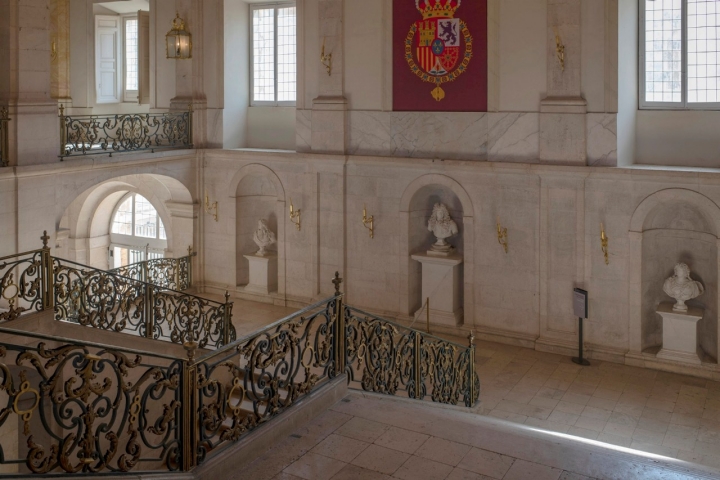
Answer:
xmin=641 ymin=0 xmax=720 ymax=108
xmin=124 ymin=17 xmax=139 ymax=102
xmin=110 ymin=194 xmax=167 ymax=268
xmin=251 ymin=3 xmax=297 ymax=105
xmin=95 ymin=14 xmax=147 ymax=104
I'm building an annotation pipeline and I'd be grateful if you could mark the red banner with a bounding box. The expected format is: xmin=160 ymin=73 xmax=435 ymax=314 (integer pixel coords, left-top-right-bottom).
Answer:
xmin=393 ymin=0 xmax=487 ymax=112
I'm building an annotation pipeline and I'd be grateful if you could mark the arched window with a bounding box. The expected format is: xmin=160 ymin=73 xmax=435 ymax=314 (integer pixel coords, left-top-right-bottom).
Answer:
xmin=110 ymin=193 xmax=167 ymax=267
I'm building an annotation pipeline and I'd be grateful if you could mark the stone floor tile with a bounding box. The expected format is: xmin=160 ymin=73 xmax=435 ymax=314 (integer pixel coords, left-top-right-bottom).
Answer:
xmin=548 ymin=409 xmax=579 ymax=426
xmin=524 ymin=417 xmax=572 ymax=433
xmin=566 ymin=382 xmax=597 ymax=397
xmin=456 ymin=447 xmax=514 ymax=479
xmin=567 ymin=426 xmax=600 ymax=440
xmin=502 ymin=459 xmax=562 ymax=480
xmin=374 ymin=426 xmax=429 ymax=454
xmin=631 ymin=427 xmax=665 ymax=446
xmin=580 ymin=406 xmax=611 ymax=422
xmin=530 ymin=396 xmax=561 ymax=409
xmin=561 ymin=392 xmax=591 ymax=406
xmin=273 ymin=474 xmax=305 ymax=480
xmin=330 ymin=464 xmax=392 ymax=480
xmin=573 ymin=416 xmax=606 ymax=433
xmin=558 ymin=472 xmax=595 ymax=480
xmin=392 ymin=455 xmax=454 ymax=480
xmin=608 ymin=410 xmax=639 ymax=428
xmin=592 ymin=388 xmax=622 ymax=402
xmin=335 ymin=417 xmax=391 ymax=443
xmin=521 ymin=403 xmax=554 ymax=420
xmin=445 ymin=467 xmax=495 ymax=479
xmin=414 ymin=436 xmax=472 ymax=467
xmin=585 ymin=396 xmax=617 ymax=411
xmin=666 ymin=423 xmax=699 ymax=439
xmin=555 ymin=401 xmax=585 ymax=415
xmin=636 ymin=417 xmax=669 ymax=434
xmin=311 ymin=434 xmax=370 ymax=462
xmin=662 ymin=433 xmax=696 ymax=452
xmin=283 ymin=452 xmax=347 ymax=480
xmin=602 ymin=421 xmax=635 ymax=438
xmin=351 ymin=444 xmax=409 ymax=475
xmin=641 ymin=407 xmax=673 ymax=423
xmin=612 ymin=403 xmax=644 ymax=420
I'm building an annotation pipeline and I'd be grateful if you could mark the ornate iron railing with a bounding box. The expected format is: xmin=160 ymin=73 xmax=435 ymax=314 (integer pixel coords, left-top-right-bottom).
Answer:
xmin=0 ymin=273 xmax=479 ymax=476
xmin=344 ymin=306 xmax=479 ymax=407
xmin=0 ymin=327 xmax=185 ymax=475
xmin=0 ymin=232 xmax=235 ymax=350
xmin=108 ymin=249 xmax=194 ymax=291
xmin=58 ymin=104 xmax=193 ymax=159
xmin=0 ymin=107 xmax=9 ymax=167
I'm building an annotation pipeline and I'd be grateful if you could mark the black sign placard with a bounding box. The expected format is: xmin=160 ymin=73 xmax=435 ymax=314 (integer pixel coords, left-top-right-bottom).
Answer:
xmin=573 ymin=288 xmax=588 ymax=319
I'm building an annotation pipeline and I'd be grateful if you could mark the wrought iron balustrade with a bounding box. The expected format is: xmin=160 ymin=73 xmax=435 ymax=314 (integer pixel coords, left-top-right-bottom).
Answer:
xmin=108 ymin=250 xmax=194 ymax=291
xmin=0 ymin=327 xmax=185 ymax=475
xmin=0 ymin=272 xmax=479 ymax=476
xmin=0 ymin=232 xmax=235 ymax=350
xmin=0 ymin=107 xmax=9 ymax=167
xmin=59 ymin=105 xmax=193 ymax=159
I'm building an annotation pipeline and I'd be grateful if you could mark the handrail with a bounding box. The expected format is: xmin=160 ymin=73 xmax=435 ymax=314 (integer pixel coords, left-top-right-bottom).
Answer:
xmin=108 ymin=247 xmax=195 ymax=291
xmin=59 ymin=104 xmax=193 ymax=159
xmin=0 ymin=231 xmax=235 ymax=349
xmin=0 ymin=325 xmax=183 ymax=361
xmin=0 ymin=106 xmax=9 ymax=167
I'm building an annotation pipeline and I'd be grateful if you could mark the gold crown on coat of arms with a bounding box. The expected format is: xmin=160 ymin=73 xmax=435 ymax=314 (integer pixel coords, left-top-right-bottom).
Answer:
xmin=415 ymin=0 xmax=461 ymax=20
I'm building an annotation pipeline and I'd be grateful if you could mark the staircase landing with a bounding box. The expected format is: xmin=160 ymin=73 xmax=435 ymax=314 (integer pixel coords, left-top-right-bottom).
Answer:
xmin=235 ymin=392 xmax=720 ymax=480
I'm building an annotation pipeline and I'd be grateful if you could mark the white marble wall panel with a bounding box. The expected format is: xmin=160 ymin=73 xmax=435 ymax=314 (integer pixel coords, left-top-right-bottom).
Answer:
xmin=296 ymin=110 xmax=312 ymax=153
xmin=587 ymin=113 xmax=618 ymax=167
xmin=347 ymin=112 xmax=488 ymax=161
xmin=487 ymin=113 xmax=540 ymax=163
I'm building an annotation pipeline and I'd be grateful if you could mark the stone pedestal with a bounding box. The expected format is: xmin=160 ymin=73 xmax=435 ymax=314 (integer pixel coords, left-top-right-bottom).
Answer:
xmin=243 ymin=254 xmax=278 ymax=295
xmin=656 ymin=302 xmax=703 ymax=365
xmin=411 ymin=253 xmax=463 ymax=326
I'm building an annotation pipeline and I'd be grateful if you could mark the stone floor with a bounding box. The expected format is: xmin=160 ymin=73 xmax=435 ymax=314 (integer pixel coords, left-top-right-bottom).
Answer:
xmin=470 ymin=338 xmax=720 ymax=470
xmin=235 ymin=392 xmax=720 ymax=480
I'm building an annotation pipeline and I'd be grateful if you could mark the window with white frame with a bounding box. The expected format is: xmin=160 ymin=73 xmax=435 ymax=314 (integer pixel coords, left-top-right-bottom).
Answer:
xmin=95 ymin=14 xmax=145 ymax=104
xmin=641 ymin=0 xmax=720 ymax=108
xmin=251 ymin=3 xmax=297 ymax=106
xmin=124 ymin=17 xmax=139 ymax=102
xmin=110 ymin=193 xmax=167 ymax=268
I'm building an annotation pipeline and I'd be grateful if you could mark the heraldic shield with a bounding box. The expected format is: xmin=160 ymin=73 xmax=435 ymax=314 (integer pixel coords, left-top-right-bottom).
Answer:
xmin=406 ymin=0 xmax=473 ymax=101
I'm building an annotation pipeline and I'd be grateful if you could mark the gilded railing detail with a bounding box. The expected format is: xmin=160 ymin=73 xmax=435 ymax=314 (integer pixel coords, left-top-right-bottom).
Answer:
xmin=344 ymin=306 xmax=479 ymax=407
xmin=0 ymin=330 xmax=183 ymax=475
xmin=0 ymin=233 xmax=234 ymax=351
xmin=193 ymin=297 xmax=338 ymax=465
xmin=109 ymin=253 xmax=194 ymax=292
xmin=0 ymin=107 xmax=9 ymax=167
xmin=59 ymin=105 xmax=193 ymax=159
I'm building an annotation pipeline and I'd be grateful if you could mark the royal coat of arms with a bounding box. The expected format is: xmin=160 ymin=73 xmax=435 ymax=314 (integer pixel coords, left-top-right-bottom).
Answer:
xmin=405 ymin=0 xmax=473 ymax=101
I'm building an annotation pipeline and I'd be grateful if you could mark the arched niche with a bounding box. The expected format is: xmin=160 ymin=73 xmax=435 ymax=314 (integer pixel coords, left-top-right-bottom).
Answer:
xmin=228 ymin=164 xmax=286 ymax=292
xmin=629 ymin=189 xmax=720 ymax=363
xmin=399 ymin=174 xmax=475 ymax=327
xmin=59 ymin=174 xmax=194 ymax=269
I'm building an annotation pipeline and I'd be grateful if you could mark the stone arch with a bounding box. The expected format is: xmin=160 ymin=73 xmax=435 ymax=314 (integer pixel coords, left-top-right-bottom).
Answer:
xmin=628 ymin=188 xmax=720 ymax=364
xmin=230 ymin=164 xmax=287 ymax=296
xmin=398 ymin=174 xmax=475 ymax=328
xmin=59 ymin=174 xmax=195 ymax=269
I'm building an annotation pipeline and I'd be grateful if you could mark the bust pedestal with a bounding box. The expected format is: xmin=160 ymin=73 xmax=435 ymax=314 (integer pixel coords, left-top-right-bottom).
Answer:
xmin=656 ymin=302 xmax=703 ymax=365
xmin=243 ymin=254 xmax=278 ymax=295
xmin=411 ymin=253 xmax=463 ymax=326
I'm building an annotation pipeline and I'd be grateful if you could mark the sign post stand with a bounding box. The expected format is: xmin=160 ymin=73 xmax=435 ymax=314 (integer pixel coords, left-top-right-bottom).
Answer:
xmin=572 ymin=288 xmax=590 ymax=366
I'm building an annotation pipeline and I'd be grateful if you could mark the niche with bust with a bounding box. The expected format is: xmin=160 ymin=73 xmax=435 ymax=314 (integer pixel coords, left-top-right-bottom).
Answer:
xmin=408 ymin=185 xmax=464 ymax=326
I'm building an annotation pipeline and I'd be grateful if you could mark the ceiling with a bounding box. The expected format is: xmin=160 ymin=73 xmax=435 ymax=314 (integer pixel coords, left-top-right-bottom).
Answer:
xmin=95 ymin=0 xmax=150 ymax=15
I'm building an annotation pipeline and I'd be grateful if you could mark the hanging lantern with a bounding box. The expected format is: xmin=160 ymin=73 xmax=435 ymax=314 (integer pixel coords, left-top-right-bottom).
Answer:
xmin=166 ymin=13 xmax=192 ymax=59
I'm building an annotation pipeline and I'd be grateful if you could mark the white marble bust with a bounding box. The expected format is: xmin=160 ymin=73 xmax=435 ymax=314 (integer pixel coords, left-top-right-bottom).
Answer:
xmin=253 ymin=219 xmax=276 ymax=256
xmin=663 ymin=263 xmax=704 ymax=312
xmin=427 ymin=203 xmax=458 ymax=254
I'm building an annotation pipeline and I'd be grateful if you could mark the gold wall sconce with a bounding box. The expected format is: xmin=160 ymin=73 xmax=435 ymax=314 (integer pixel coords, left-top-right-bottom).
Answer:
xmin=289 ymin=198 xmax=301 ymax=231
xmin=601 ymin=223 xmax=609 ymax=265
xmin=320 ymin=37 xmax=332 ymax=76
xmin=554 ymin=27 xmax=565 ymax=72
xmin=204 ymin=194 xmax=218 ymax=222
xmin=51 ymin=38 xmax=58 ymax=62
xmin=496 ymin=217 xmax=508 ymax=254
xmin=166 ymin=13 xmax=192 ymax=59
xmin=362 ymin=205 xmax=374 ymax=239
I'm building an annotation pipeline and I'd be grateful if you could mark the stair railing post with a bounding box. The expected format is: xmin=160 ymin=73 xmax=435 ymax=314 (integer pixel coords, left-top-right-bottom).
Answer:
xmin=223 ymin=291 xmax=231 ymax=346
xmin=181 ymin=342 xmax=198 ymax=471
xmin=40 ymin=231 xmax=54 ymax=310
xmin=187 ymin=246 xmax=193 ymax=289
xmin=414 ymin=331 xmax=422 ymax=399
xmin=468 ymin=331 xmax=476 ymax=406
xmin=145 ymin=284 xmax=155 ymax=339
xmin=332 ymin=272 xmax=345 ymax=376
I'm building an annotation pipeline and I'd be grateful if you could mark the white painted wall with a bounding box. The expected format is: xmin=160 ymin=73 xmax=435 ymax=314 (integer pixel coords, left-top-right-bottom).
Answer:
xmin=636 ymin=111 xmax=720 ymax=167
xmin=223 ymin=0 xmax=249 ymax=148
xmin=247 ymin=107 xmax=296 ymax=150
xmin=617 ymin=0 xmax=637 ymax=167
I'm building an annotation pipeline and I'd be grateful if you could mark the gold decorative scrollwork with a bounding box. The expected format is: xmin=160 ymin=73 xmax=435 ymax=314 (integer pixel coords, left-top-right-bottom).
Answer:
xmin=13 ymin=371 xmax=40 ymax=435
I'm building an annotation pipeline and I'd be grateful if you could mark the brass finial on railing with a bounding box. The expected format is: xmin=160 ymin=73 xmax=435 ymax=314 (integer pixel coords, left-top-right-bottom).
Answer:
xmin=332 ymin=271 xmax=343 ymax=295
xmin=41 ymin=230 xmax=50 ymax=249
xmin=468 ymin=330 xmax=475 ymax=347
xmin=183 ymin=340 xmax=198 ymax=362
xmin=222 ymin=290 xmax=232 ymax=345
